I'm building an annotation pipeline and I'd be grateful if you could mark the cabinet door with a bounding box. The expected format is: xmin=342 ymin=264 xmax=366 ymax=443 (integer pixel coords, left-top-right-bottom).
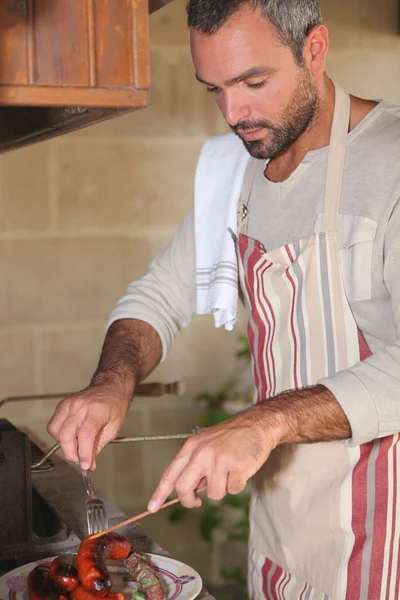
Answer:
xmin=0 ymin=0 xmax=150 ymax=108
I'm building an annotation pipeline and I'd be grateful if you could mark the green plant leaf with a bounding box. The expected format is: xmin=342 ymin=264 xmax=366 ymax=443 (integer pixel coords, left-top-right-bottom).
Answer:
xmin=222 ymin=494 xmax=250 ymax=509
xmin=220 ymin=567 xmax=247 ymax=587
xmin=199 ymin=503 xmax=222 ymax=543
xmin=167 ymin=503 xmax=189 ymax=523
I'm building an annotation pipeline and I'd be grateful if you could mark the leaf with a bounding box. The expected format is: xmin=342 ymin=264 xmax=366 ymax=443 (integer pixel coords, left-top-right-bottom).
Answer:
xmin=223 ymin=494 xmax=251 ymax=509
xmin=195 ymin=393 xmax=214 ymax=404
xmin=199 ymin=504 xmax=222 ymax=543
xmin=167 ymin=503 xmax=189 ymax=523
xmin=220 ymin=567 xmax=247 ymax=587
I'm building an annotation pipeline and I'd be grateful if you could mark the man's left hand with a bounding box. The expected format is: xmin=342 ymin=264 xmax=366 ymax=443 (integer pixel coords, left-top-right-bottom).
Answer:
xmin=147 ymin=403 xmax=285 ymax=512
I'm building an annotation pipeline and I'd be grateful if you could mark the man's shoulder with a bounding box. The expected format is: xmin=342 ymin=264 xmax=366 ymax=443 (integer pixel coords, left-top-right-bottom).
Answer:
xmin=351 ymin=100 xmax=400 ymax=173
xmin=363 ymin=100 xmax=400 ymax=141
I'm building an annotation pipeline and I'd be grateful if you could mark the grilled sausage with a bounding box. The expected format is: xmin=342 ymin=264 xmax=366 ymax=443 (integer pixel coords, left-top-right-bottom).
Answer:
xmin=126 ymin=553 xmax=166 ymax=600
xmin=28 ymin=564 xmax=68 ymax=600
xmin=76 ymin=533 xmax=131 ymax=595
xmin=49 ymin=556 xmax=79 ymax=592
xmin=71 ymin=586 xmax=124 ymax=600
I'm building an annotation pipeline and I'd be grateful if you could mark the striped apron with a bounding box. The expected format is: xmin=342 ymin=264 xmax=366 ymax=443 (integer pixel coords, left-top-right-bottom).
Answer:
xmin=235 ymin=84 xmax=400 ymax=598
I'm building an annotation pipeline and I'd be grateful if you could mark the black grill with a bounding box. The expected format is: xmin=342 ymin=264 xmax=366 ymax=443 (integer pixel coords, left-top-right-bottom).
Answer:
xmin=0 ymin=420 xmax=77 ymax=573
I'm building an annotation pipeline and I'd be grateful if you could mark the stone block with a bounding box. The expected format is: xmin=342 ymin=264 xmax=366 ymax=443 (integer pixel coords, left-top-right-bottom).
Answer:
xmin=0 ymin=143 xmax=51 ymax=232
xmin=0 ymin=331 xmax=36 ymax=400
xmin=56 ymin=138 xmax=202 ymax=231
xmin=39 ymin=325 xmax=105 ymax=394
xmin=0 ymin=236 xmax=160 ymax=327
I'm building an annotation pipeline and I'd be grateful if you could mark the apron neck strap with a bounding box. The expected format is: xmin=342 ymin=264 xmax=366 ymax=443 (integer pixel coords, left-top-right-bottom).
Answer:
xmin=237 ymin=158 xmax=257 ymax=235
xmin=321 ymin=82 xmax=351 ymax=233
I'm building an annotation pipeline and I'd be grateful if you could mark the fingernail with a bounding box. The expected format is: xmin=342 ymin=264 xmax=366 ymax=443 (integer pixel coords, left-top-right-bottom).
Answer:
xmin=148 ymin=500 xmax=157 ymax=513
xmin=80 ymin=461 xmax=90 ymax=470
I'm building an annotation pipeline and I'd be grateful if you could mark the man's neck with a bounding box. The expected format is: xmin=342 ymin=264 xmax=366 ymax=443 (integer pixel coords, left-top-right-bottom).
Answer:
xmin=264 ymin=77 xmax=377 ymax=183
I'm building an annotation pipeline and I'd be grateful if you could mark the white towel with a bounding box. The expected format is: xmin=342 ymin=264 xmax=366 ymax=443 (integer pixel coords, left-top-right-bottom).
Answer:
xmin=194 ymin=133 xmax=251 ymax=330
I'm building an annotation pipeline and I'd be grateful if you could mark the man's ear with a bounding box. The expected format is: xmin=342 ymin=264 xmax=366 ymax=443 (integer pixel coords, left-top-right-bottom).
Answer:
xmin=304 ymin=24 xmax=329 ymax=77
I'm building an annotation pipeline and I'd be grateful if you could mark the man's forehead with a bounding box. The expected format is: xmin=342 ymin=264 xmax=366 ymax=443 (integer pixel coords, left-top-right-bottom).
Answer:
xmin=195 ymin=66 xmax=278 ymax=88
xmin=190 ymin=10 xmax=286 ymax=70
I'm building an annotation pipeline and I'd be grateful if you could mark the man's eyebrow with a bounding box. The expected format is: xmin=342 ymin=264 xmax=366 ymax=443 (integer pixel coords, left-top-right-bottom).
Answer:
xmin=195 ymin=66 xmax=277 ymax=87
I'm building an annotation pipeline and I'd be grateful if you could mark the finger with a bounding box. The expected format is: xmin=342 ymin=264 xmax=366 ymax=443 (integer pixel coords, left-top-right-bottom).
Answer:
xmin=46 ymin=401 xmax=71 ymax=438
xmin=88 ymin=424 xmax=119 ymax=471
xmin=94 ymin=421 xmax=121 ymax=457
xmin=227 ymin=471 xmax=248 ymax=495
xmin=147 ymin=452 xmax=192 ymax=513
xmin=174 ymin=460 xmax=209 ymax=508
xmin=77 ymin=415 xmax=105 ymax=470
xmin=57 ymin=416 xmax=80 ymax=464
xmin=207 ymin=467 xmax=229 ymax=501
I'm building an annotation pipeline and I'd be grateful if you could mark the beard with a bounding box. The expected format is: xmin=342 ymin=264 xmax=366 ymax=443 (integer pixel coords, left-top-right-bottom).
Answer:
xmin=231 ymin=68 xmax=319 ymax=160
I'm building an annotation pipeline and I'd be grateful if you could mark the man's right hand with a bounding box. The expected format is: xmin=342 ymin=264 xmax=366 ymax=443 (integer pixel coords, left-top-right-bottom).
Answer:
xmin=46 ymin=383 xmax=131 ymax=471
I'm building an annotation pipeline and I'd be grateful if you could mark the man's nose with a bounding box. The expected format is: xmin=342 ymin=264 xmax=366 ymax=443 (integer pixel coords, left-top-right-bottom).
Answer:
xmin=221 ymin=90 xmax=250 ymax=127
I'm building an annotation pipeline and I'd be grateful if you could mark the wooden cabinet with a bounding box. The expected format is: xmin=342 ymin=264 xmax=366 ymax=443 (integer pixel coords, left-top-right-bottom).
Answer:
xmin=0 ymin=0 xmax=150 ymax=108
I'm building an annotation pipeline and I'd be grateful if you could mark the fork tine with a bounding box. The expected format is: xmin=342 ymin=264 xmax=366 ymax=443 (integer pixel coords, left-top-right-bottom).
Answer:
xmin=81 ymin=464 xmax=108 ymax=535
xmin=97 ymin=509 xmax=101 ymax=534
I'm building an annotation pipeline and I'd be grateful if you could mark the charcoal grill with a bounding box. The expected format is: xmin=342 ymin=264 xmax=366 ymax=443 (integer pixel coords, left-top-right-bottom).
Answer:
xmin=0 ymin=419 xmax=79 ymax=575
xmin=0 ymin=382 xmax=198 ymax=575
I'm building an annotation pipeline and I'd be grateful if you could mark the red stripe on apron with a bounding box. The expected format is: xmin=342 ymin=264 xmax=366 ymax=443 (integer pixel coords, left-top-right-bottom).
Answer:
xmin=299 ymin=583 xmax=308 ymax=600
xmin=386 ymin=435 xmax=400 ymax=600
xmin=358 ymin=329 xmax=372 ymax=361
xmin=368 ymin=436 xmax=392 ymax=597
xmin=271 ymin=563 xmax=284 ymax=600
xmin=239 ymin=237 xmax=262 ymax=395
xmin=394 ymin=528 xmax=400 ymax=600
xmin=262 ymin=558 xmax=274 ymax=599
xmin=255 ymin=260 xmax=276 ymax=400
xmin=346 ymin=441 xmax=375 ymax=599
xmin=284 ymin=253 xmax=299 ymax=390
xmin=280 ymin=571 xmax=292 ymax=599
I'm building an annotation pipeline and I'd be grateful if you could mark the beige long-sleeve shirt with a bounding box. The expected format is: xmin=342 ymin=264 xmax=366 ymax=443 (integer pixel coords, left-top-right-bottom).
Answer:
xmin=108 ymin=99 xmax=400 ymax=447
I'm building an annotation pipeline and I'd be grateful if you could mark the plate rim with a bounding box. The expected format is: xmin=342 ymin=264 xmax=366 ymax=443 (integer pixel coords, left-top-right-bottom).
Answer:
xmin=0 ymin=552 xmax=202 ymax=600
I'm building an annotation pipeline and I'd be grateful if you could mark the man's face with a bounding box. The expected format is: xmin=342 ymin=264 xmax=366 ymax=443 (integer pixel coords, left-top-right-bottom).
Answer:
xmin=190 ymin=6 xmax=320 ymax=159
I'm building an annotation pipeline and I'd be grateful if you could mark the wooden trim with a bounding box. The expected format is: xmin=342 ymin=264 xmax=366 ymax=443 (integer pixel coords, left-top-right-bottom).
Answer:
xmin=0 ymin=106 xmax=136 ymax=154
xmin=0 ymin=85 xmax=150 ymax=108
xmin=131 ymin=0 xmax=150 ymax=90
xmin=26 ymin=0 xmax=36 ymax=84
xmin=86 ymin=0 xmax=97 ymax=87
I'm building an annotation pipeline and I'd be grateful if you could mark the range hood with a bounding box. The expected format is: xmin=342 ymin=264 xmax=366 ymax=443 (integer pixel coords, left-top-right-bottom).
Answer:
xmin=0 ymin=0 xmax=173 ymax=154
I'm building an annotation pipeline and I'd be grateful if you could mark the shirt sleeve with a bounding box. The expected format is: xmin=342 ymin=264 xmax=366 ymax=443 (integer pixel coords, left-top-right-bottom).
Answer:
xmin=318 ymin=198 xmax=400 ymax=446
xmin=106 ymin=208 xmax=196 ymax=362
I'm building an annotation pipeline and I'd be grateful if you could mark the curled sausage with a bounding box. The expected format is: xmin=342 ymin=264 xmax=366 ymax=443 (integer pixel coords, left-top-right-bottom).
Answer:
xmin=76 ymin=533 xmax=131 ymax=595
xmin=49 ymin=556 xmax=79 ymax=592
xmin=28 ymin=564 xmax=68 ymax=600
xmin=126 ymin=553 xmax=166 ymax=600
xmin=71 ymin=586 xmax=124 ymax=600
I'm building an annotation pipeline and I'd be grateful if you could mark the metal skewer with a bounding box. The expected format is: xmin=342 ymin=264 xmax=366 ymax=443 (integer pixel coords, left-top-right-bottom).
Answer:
xmin=31 ymin=427 xmax=204 ymax=471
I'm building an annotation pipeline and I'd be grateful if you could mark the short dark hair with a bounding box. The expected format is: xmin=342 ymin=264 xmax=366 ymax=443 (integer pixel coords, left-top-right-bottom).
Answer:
xmin=186 ymin=0 xmax=323 ymax=65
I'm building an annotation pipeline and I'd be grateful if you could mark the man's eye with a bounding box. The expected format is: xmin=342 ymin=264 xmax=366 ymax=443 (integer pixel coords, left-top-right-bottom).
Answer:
xmin=247 ymin=81 xmax=266 ymax=89
xmin=206 ymin=87 xmax=219 ymax=93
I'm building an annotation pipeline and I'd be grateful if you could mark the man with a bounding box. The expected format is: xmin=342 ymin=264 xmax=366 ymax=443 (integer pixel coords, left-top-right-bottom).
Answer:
xmin=47 ymin=0 xmax=400 ymax=597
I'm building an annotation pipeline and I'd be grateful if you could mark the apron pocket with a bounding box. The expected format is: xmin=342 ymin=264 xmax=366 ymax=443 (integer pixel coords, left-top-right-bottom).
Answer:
xmin=315 ymin=212 xmax=378 ymax=301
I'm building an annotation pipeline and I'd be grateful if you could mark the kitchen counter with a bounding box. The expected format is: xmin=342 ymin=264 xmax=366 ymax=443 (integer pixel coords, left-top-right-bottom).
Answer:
xmin=31 ymin=450 xmax=215 ymax=600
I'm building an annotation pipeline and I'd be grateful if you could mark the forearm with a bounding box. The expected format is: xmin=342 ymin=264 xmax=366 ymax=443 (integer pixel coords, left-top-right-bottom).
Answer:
xmin=253 ymin=384 xmax=352 ymax=446
xmin=91 ymin=319 xmax=163 ymax=399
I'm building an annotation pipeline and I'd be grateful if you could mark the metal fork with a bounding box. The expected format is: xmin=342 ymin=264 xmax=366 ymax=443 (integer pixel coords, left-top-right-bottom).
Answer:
xmin=80 ymin=465 xmax=109 ymax=535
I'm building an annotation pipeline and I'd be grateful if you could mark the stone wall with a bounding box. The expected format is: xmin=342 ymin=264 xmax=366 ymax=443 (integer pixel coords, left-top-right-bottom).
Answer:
xmin=0 ymin=0 xmax=399 ymax=583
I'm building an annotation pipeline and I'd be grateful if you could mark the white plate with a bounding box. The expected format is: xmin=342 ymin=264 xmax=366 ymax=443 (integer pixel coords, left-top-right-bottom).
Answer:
xmin=0 ymin=553 xmax=202 ymax=600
